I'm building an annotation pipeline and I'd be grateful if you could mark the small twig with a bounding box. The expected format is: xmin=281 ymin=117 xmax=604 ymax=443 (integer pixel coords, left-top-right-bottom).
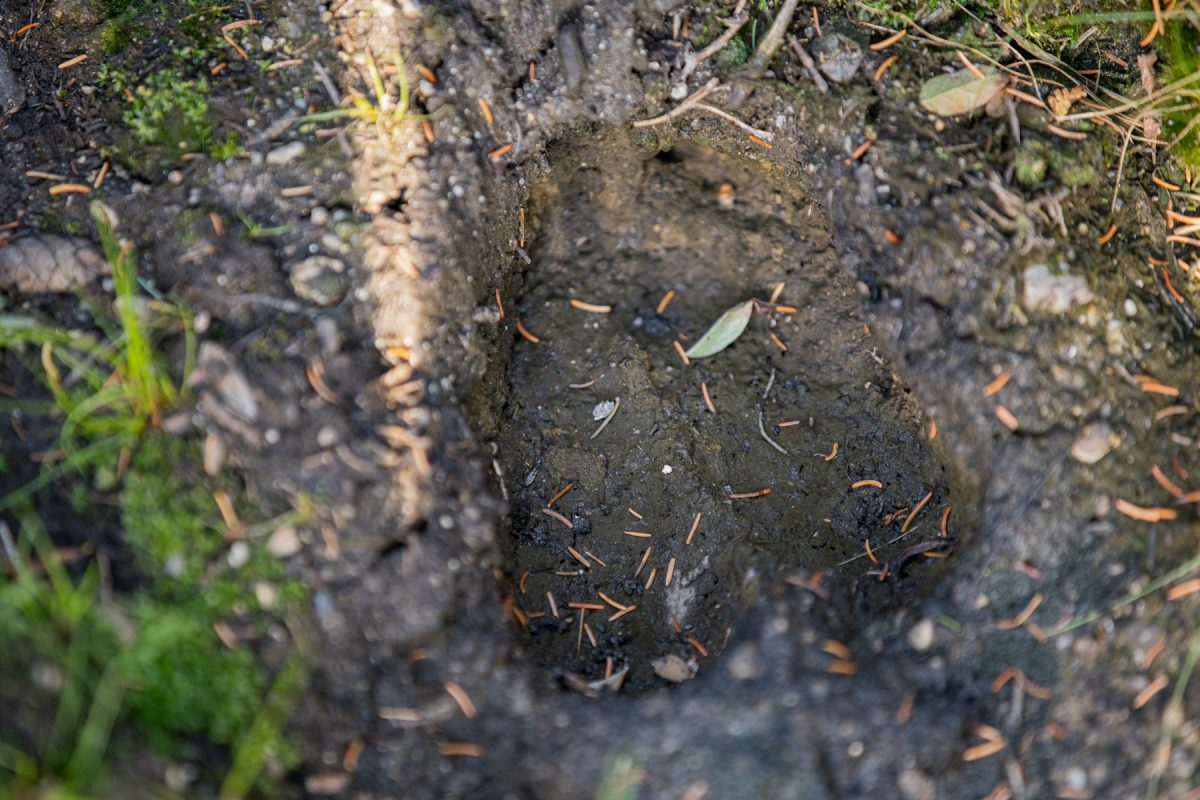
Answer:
xmin=590 ymin=396 xmax=621 ymax=440
xmin=728 ymin=0 xmax=801 ymax=109
xmin=788 ymin=37 xmax=829 ymax=94
xmin=763 ymin=367 xmax=777 ymax=400
xmin=692 ymin=103 xmax=773 ymax=141
xmin=633 ymin=79 xmax=722 ymax=128
xmin=680 ymin=12 xmax=751 ymax=83
xmin=758 ymin=408 xmax=788 ymax=454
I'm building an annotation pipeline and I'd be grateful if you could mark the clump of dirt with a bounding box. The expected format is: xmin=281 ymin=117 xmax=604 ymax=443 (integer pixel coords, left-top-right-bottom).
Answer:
xmin=493 ymin=133 xmax=960 ymax=689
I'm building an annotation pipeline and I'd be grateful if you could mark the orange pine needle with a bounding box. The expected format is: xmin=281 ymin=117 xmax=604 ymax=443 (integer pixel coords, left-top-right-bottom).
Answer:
xmin=58 ymin=54 xmax=87 ymax=70
xmin=701 ymin=382 xmax=716 ymax=413
xmin=495 ymin=288 xmax=506 ymax=319
xmin=869 ymin=29 xmax=907 ymax=50
xmin=673 ymin=340 xmax=690 ymax=366
xmin=995 ymin=594 xmax=1043 ymax=630
xmin=1153 ymin=174 xmax=1182 ymax=191
xmin=729 ymin=488 xmax=772 ymax=499
xmin=478 ymin=97 xmax=494 ymax=126
xmin=957 ymin=51 xmax=986 ymax=80
xmin=546 ymin=482 xmax=574 ymax=507
xmin=873 ymin=55 xmax=898 ymax=81
xmin=1115 ymin=499 xmax=1177 ymax=522
xmin=852 ymin=479 xmax=883 ymax=489
xmin=488 ymin=143 xmax=513 ymax=160
xmin=686 ymin=512 xmax=702 ymax=545
xmin=901 ymin=491 xmax=933 ymax=533
xmin=515 ymin=319 xmax=540 ymax=343
xmin=569 ymin=298 xmax=612 ymax=313
xmin=995 ymin=405 xmax=1019 ymax=431
xmin=1097 ymin=224 xmax=1118 ymax=245
xmin=983 ymin=371 xmax=1011 ymax=397
xmin=656 ymin=290 xmax=675 ymax=314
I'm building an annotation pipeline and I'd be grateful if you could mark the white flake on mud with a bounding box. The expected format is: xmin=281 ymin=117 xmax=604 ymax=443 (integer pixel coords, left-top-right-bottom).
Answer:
xmin=665 ymin=556 xmax=710 ymax=624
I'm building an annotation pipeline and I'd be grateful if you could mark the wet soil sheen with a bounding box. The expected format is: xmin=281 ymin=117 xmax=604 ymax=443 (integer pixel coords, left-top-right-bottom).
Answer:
xmin=495 ymin=133 xmax=959 ymax=690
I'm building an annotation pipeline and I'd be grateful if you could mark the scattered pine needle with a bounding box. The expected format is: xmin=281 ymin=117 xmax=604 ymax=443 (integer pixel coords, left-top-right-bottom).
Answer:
xmin=635 ymin=546 xmax=652 ymax=577
xmin=850 ymin=140 xmax=872 ymax=160
xmin=826 ymin=659 xmax=856 ymax=675
xmin=1133 ymin=675 xmax=1170 ymax=709
xmin=623 ymin=530 xmax=652 ymax=538
xmin=657 ymin=290 xmax=675 ymax=314
xmin=1115 ymin=499 xmax=1178 ymax=522
xmin=995 ymin=593 xmax=1043 ymax=630
xmin=48 ymin=183 xmax=91 ymax=195
xmin=547 ymin=482 xmax=574 ymax=507
xmin=1097 ymin=224 xmax=1118 ymax=245
xmin=962 ymin=739 xmax=1006 ymax=762
xmin=701 ymin=382 xmax=717 ymax=413
xmin=542 ymin=507 xmax=574 ymax=529
xmin=568 ymin=602 xmax=604 ymax=610
xmin=628 ymin=507 xmax=643 ymax=519
xmin=687 ymin=636 xmax=708 ymax=656
xmin=57 ymin=54 xmax=87 ymax=69
xmin=901 ymin=491 xmax=933 ymax=533
xmin=1167 ymin=578 xmax=1200 ymax=600
xmin=686 ymin=512 xmax=702 ymax=545
xmin=983 ymin=371 xmax=1011 ymax=397
xmin=495 ymin=288 xmax=505 ymax=319
xmin=444 ymin=681 xmax=477 ymax=718
xmin=478 ymin=97 xmax=494 ymax=126
xmin=439 ymin=743 xmax=482 ymax=757
xmin=957 ymin=51 xmax=985 ymax=80
xmin=770 ymin=333 xmax=787 ymax=352
xmin=1153 ymin=175 xmax=1182 ymax=191
xmin=1151 ymin=464 xmax=1185 ymax=498
xmin=852 ymin=479 xmax=883 ymax=489
xmin=995 ymin=404 xmax=1019 ymax=431
xmin=729 ymin=488 xmax=771 ymax=499
xmin=869 ymin=29 xmax=906 ymax=50
xmin=928 ymin=420 xmax=937 ymax=439
xmin=488 ymin=143 xmax=513 ymax=160
xmin=673 ymin=340 xmax=690 ymax=366
xmin=873 ymin=54 xmax=898 ymax=82
xmin=1047 ymin=123 xmax=1087 ymax=140
xmin=569 ymin=298 xmax=612 ymax=313
xmin=566 ymin=546 xmax=591 ymax=568
xmin=748 ymin=134 xmax=772 ymax=149
xmin=515 ymin=319 xmax=540 ymax=343
xmin=1141 ymin=381 xmax=1180 ymax=397
xmin=665 ymin=557 xmax=676 ymax=587
xmin=1005 ymin=86 xmax=1046 ymax=109
xmin=940 ymin=505 xmax=951 ymax=537
xmin=823 ymin=442 xmax=839 ymax=461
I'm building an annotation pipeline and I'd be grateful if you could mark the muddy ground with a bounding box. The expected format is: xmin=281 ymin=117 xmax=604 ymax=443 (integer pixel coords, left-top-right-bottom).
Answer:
xmin=4 ymin=0 xmax=1200 ymax=798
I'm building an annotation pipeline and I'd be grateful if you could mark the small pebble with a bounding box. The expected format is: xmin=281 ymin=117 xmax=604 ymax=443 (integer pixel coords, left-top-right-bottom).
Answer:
xmin=266 ymin=141 xmax=306 ymax=165
xmin=907 ymin=619 xmax=936 ymax=651
xmin=268 ymin=525 xmax=302 ymax=558
xmin=227 ymin=541 xmax=250 ymax=569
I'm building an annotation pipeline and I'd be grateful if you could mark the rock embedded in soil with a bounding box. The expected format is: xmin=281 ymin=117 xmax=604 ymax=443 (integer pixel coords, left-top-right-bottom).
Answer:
xmin=0 ymin=47 xmax=24 ymax=117
xmin=289 ymin=255 xmax=348 ymax=306
xmin=0 ymin=234 xmax=107 ymax=293
xmin=1022 ymin=262 xmax=1095 ymax=314
xmin=810 ymin=32 xmax=863 ymax=84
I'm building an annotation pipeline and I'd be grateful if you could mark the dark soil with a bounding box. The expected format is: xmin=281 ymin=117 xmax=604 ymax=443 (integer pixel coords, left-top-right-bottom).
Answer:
xmin=496 ymin=133 xmax=958 ymax=690
xmin=4 ymin=0 xmax=1200 ymax=799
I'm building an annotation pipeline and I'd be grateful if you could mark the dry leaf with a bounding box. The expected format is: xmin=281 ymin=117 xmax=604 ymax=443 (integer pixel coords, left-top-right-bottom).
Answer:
xmin=919 ymin=67 xmax=1007 ymax=117
xmin=685 ymin=300 xmax=754 ymax=359
xmin=1048 ymin=85 xmax=1085 ymax=118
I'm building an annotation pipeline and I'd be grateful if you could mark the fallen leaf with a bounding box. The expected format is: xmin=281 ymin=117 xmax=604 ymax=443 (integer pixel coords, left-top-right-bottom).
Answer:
xmin=685 ymin=300 xmax=754 ymax=359
xmin=1048 ymin=85 xmax=1085 ymax=118
xmin=919 ymin=67 xmax=1007 ymax=117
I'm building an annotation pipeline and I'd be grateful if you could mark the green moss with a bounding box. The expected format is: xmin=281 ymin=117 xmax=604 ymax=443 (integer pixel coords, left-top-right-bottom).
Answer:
xmin=123 ymin=69 xmax=213 ymax=157
xmin=120 ymin=601 xmax=265 ymax=749
xmin=1046 ymin=143 xmax=1098 ymax=188
xmin=121 ymin=436 xmax=224 ymax=588
xmin=1013 ymin=139 xmax=1049 ymax=187
xmin=1159 ymin=26 xmax=1200 ymax=168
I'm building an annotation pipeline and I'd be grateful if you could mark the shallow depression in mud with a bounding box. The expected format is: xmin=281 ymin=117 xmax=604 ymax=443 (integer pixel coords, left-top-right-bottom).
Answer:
xmin=491 ymin=134 xmax=960 ymax=693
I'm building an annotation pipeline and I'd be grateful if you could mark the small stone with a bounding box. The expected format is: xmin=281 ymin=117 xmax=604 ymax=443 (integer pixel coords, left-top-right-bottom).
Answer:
xmin=289 ymin=256 xmax=347 ymax=306
xmin=310 ymin=206 xmax=330 ymax=226
xmin=1124 ymin=298 xmax=1137 ymax=317
xmin=227 ymin=541 xmax=250 ymax=569
xmin=1071 ymin=423 xmax=1116 ymax=465
xmin=652 ymin=653 xmax=693 ymax=682
xmin=810 ymin=33 xmax=863 ymax=84
xmin=0 ymin=47 xmax=23 ymax=115
xmin=908 ymin=619 xmax=936 ymax=651
xmin=266 ymin=141 xmax=306 ymax=165
xmin=662 ymin=464 xmax=672 ymax=474
xmin=268 ymin=525 xmax=302 ymax=558
xmin=898 ymin=768 xmax=936 ymax=800
xmin=254 ymin=581 xmax=278 ymax=609
xmin=1022 ymin=263 xmax=1094 ymax=314
xmin=260 ymin=35 xmax=276 ymax=52
xmin=164 ymin=763 xmax=198 ymax=793
xmin=317 ymin=426 xmax=339 ymax=448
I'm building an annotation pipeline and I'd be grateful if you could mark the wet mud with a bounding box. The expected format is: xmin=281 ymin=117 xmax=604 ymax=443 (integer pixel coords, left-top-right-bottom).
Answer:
xmin=495 ymin=134 xmax=959 ymax=689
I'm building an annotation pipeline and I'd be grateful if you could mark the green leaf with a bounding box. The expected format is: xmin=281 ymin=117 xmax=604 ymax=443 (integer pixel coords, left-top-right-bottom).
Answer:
xmin=685 ymin=300 xmax=754 ymax=359
xmin=918 ymin=67 xmax=1006 ymax=117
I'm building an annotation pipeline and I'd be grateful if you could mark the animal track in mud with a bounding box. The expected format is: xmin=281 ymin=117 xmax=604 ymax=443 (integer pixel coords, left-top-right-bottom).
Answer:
xmin=490 ymin=133 xmax=963 ymax=693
